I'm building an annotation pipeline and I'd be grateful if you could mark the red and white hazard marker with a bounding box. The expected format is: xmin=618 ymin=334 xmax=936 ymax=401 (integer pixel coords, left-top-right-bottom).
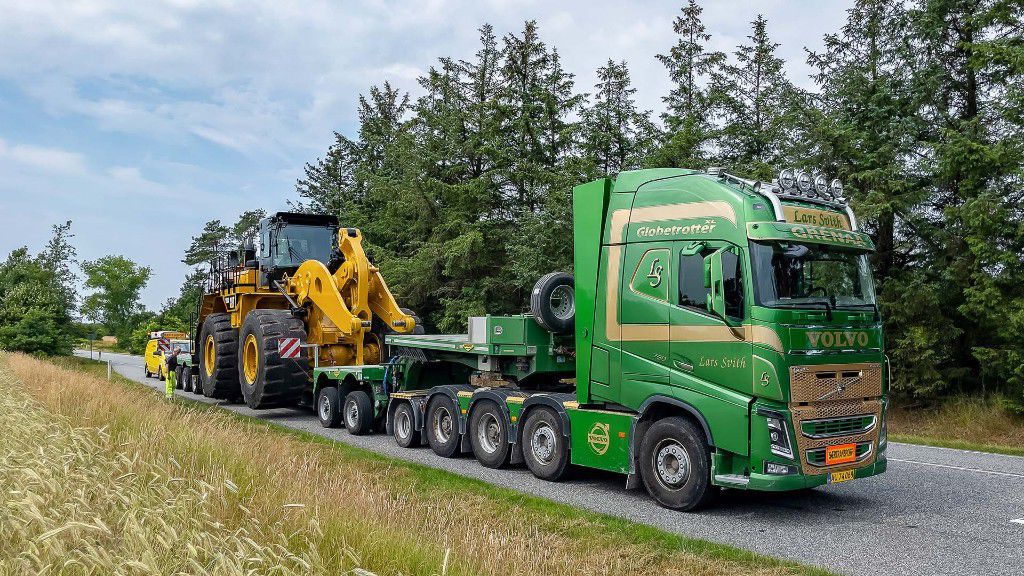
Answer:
xmin=158 ymin=338 xmax=170 ymax=353
xmin=278 ymin=337 xmax=302 ymax=359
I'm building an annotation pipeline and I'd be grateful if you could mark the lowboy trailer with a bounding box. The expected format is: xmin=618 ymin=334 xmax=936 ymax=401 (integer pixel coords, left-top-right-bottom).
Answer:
xmin=309 ymin=167 xmax=889 ymax=510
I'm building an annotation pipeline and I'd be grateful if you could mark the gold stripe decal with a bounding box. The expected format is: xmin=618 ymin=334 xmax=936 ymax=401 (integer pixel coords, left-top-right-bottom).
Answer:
xmin=610 ymin=201 xmax=738 ymax=243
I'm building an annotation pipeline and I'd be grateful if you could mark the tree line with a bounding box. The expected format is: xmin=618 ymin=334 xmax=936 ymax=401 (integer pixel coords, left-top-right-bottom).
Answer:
xmin=0 ymin=222 xmax=152 ymax=354
xmin=288 ymin=0 xmax=1024 ymax=405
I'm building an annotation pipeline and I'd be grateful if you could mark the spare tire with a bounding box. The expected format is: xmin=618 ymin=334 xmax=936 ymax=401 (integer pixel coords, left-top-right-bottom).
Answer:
xmin=531 ymin=272 xmax=575 ymax=334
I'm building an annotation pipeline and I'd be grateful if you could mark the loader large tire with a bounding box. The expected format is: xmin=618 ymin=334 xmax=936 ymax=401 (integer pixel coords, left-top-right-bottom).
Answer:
xmin=238 ymin=310 xmax=309 ymax=409
xmin=199 ymin=313 xmax=239 ymax=399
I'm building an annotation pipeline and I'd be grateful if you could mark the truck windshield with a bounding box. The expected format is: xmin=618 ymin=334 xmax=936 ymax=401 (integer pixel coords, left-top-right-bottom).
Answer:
xmin=273 ymin=225 xmax=334 ymax=267
xmin=749 ymin=241 xmax=876 ymax=310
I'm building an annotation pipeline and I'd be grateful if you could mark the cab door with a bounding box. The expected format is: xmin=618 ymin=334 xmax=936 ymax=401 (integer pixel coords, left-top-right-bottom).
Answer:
xmin=144 ymin=340 xmax=157 ymax=372
xmin=670 ymin=241 xmax=754 ymax=397
xmin=617 ymin=242 xmax=673 ymax=407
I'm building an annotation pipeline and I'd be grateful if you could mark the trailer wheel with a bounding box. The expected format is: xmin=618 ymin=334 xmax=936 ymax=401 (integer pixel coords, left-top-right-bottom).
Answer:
xmin=521 ymin=407 xmax=570 ymax=481
xmin=426 ymin=396 xmax=461 ymax=458
xmin=343 ymin=390 xmax=373 ymax=435
xmin=393 ymin=401 xmax=419 ymax=448
xmin=199 ymin=313 xmax=240 ymax=399
xmin=317 ymin=387 xmax=342 ymax=428
xmin=175 ymin=366 xmax=185 ymax=389
xmin=530 ymin=272 xmax=575 ymax=334
xmin=237 ymin=310 xmax=308 ymax=409
xmin=638 ymin=417 xmax=715 ymax=511
xmin=469 ymin=401 xmax=511 ymax=468
xmin=187 ymin=369 xmax=199 ymax=393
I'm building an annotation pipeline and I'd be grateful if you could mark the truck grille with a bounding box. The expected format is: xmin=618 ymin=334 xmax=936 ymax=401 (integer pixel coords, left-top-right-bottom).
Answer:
xmin=788 ymin=363 xmax=883 ymax=475
xmin=789 ymin=362 xmax=882 ymax=403
xmin=801 ymin=415 xmax=876 ymax=439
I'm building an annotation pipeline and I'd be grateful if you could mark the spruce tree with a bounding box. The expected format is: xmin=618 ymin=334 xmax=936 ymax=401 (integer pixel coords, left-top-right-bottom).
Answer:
xmin=654 ymin=0 xmax=724 ymax=167
xmin=580 ymin=59 xmax=657 ymax=176
xmin=712 ymin=15 xmax=799 ymax=179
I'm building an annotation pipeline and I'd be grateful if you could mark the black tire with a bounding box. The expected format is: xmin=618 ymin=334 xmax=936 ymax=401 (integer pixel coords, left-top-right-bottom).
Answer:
xmin=237 ymin=310 xmax=309 ymax=409
xmin=530 ymin=272 xmax=575 ymax=334
xmin=175 ymin=366 xmax=185 ymax=389
xmin=469 ymin=401 xmax=511 ymax=468
xmin=158 ymin=365 xmax=166 ymax=381
xmin=425 ymin=395 xmax=461 ymax=458
xmin=392 ymin=401 xmax=420 ymax=448
xmin=521 ymin=407 xmax=570 ymax=481
xmin=190 ymin=368 xmax=201 ymax=393
xmin=372 ymin=307 xmax=426 ymax=362
xmin=317 ymin=387 xmax=342 ymax=428
xmin=199 ymin=313 xmax=240 ymax=399
xmin=638 ymin=417 xmax=716 ymax=511
xmin=343 ymin=390 xmax=373 ymax=435
xmin=144 ymin=366 xmax=151 ymax=378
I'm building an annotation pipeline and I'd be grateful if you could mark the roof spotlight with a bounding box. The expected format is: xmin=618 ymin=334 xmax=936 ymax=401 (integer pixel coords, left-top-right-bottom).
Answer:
xmin=795 ymin=170 xmax=812 ymax=194
xmin=778 ymin=168 xmax=796 ymax=190
xmin=814 ymin=174 xmax=830 ymax=198
xmin=829 ymin=179 xmax=844 ymax=201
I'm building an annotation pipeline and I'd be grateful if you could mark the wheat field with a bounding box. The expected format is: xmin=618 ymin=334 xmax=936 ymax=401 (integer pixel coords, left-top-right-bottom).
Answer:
xmin=0 ymin=353 xmax=823 ymax=576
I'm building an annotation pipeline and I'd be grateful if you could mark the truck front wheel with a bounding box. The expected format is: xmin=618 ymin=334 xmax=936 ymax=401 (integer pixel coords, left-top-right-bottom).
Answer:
xmin=425 ymin=396 xmax=461 ymax=457
xmin=638 ymin=417 xmax=715 ymax=511
xmin=521 ymin=407 xmax=570 ymax=481
xmin=469 ymin=401 xmax=511 ymax=468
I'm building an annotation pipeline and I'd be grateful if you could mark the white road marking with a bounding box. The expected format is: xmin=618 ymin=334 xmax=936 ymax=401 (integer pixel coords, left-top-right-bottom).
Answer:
xmin=892 ymin=441 xmax=1024 ymax=460
xmin=889 ymin=457 xmax=1024 ymax=479
xmin=1011 ymin=518 xmax=1024 ymax=526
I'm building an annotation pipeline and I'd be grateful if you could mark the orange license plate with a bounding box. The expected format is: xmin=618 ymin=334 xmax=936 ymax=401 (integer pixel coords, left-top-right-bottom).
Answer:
xmin=825 ymin=443 xmax=857 ymax=465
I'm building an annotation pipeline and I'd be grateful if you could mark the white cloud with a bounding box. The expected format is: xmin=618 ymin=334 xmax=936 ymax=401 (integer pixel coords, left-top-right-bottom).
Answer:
xmin=0 ymin=138 xmax=87 ymax=173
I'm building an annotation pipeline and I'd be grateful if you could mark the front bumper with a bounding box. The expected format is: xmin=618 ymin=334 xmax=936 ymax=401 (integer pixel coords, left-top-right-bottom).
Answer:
xmin=747 ymin=451 xmax=887 ymax=491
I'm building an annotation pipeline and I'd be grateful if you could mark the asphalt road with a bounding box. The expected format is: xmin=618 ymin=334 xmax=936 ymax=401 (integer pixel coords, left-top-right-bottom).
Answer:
xmin=75 ymin=350 xmax=1023 ymax=576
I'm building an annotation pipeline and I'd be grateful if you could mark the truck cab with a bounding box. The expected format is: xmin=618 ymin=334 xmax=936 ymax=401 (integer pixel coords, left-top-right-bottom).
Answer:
xmin=573 ymin=168 xmax=886 ymax=494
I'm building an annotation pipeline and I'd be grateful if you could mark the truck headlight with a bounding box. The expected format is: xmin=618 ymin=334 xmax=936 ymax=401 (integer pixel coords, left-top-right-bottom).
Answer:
xmin=767 ymin=416 xmax=794 ymax=460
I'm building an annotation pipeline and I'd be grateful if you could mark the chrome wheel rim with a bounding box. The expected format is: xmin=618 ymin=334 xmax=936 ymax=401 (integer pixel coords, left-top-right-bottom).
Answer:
xmin=396 ymin=408 xmax=411 ymax=439
xmin=318 ymin=393 xmax=331 ymax=421
xmin=654 ymin=440 xmax=690 ymax=489
xmin=549 ymin=284 xmax=575 ymax=321
xmin=477 ymin=413 xmax=501 ymax=454
xmin=345 ymin=398 xmax=359 ymax=428
xmin=531 ymin=424 xmax=556 ymax=464
xmin=433 ymin=406 xmax=453 ymax=443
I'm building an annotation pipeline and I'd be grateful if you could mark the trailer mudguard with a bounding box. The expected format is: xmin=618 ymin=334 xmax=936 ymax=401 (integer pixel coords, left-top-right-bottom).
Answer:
xmin=386 ymin=392 xmax=428 ymax=440
xmin=425 ymin=384 xmax=475 ymax=435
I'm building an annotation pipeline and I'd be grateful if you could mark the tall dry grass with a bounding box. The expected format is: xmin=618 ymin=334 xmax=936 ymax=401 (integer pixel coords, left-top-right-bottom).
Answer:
xmin=890 ymin=395 xmax=1024 ymax=455
xmin=0 ymin=353 xmax=819 ymax=576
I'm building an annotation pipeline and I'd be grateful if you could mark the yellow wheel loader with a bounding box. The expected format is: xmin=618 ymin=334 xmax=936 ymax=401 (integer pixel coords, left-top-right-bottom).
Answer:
xmin=192 ymin=212 xmax=418 ymax=409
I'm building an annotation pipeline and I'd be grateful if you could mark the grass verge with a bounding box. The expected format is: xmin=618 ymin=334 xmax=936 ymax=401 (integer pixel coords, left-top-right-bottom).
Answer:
xmin=0 ymin=352 xmax=832 ymax=576
xmin=890 ymin=396 xmax=1024 ymax=457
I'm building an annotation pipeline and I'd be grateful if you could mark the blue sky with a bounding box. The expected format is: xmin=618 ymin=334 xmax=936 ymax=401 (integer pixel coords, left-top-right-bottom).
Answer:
xmin=0 ymin=0 xmax=849 ymax=310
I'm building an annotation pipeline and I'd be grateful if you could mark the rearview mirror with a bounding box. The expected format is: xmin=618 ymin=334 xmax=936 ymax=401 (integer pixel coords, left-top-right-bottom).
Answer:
xmin=703 ymin=248 xmax=727 ymax=319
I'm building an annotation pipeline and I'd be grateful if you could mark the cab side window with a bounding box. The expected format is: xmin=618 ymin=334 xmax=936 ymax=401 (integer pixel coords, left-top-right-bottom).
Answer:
xmin=721 ymin=249 xmax=744 ymax=318
xmin=678 ymin=246 xmax=745 ymax=319
xmin=678 ymin=250 xmax=710 ymax=310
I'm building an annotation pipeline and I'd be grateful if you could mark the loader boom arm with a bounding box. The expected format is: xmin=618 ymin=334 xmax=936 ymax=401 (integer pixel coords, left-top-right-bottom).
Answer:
xmin=286 ymin=228 xmax=415 ymax=356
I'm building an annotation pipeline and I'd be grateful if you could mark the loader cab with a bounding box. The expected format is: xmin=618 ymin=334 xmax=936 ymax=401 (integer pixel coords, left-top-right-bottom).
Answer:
xmin=257 ymin=212 xmax=340 ymax=279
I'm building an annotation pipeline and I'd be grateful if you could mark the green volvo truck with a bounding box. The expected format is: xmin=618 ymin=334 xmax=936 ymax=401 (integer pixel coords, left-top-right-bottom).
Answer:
xmin=310 ymin=167 xmax=888 ymax=510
